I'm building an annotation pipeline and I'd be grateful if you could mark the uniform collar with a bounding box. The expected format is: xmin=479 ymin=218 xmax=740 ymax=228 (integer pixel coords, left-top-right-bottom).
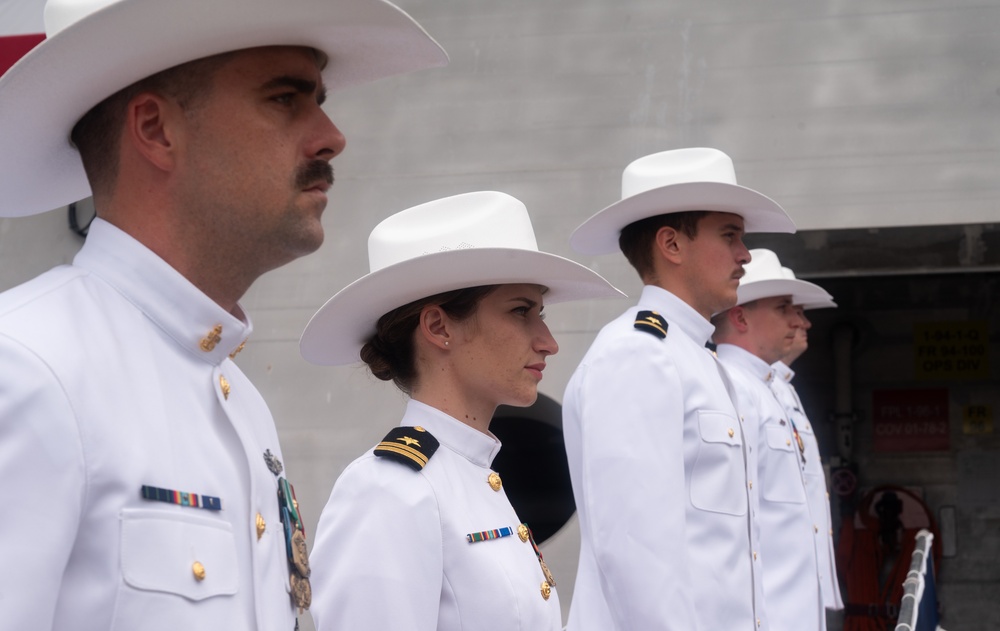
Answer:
xmin=716 ymin=343 xmax=774 ymax=382
xmin=772 ymin=360 xmax=795 ymax=383
xmin=73 ymin=218 xmax=252 ymax=365
xmin=639 ymin=284 xmax=716 ymax=347
xmin=403 ymin=399 xmax=502 ymax=468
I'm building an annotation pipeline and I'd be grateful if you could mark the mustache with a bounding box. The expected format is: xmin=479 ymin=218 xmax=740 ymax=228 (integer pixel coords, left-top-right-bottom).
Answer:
xmin=295 ymin=160 xmax=334 ymax=190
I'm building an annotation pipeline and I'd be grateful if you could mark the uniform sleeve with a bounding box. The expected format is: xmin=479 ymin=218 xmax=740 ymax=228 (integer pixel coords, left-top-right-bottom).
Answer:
xmin=0 ymin=335 xmax=86 ymax=628
xmin=566 ymin=338 xmax=697 ymax=630
xmin=309 ymin=455 xmax=443 ymax=631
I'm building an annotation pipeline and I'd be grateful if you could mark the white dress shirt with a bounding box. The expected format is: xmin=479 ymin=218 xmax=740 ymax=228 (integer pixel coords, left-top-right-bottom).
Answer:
xmin=563 ymin=285 xmax=766 ymax=631
xmin=310 ymin=399 xmax=562 ymax=631
xmin=771 ymin=361 xmax=845 ymax=614
xmin=0 ymin=218 xmax=298 ymax=630
xmin=718 ymin=345 xmax=824 ymax=631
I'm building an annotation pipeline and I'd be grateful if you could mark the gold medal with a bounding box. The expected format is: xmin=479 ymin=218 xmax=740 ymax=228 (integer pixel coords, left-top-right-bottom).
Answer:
xmin=291 ymin=529 xmax=311 ymax=578
xmin=290 ymin=573 xmax=312 ymax=612
xmin=540 ymin=581 xmax=551 ymax=600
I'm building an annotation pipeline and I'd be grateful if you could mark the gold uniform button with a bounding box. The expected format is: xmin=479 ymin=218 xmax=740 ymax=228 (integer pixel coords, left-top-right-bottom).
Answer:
xmin=518 ymin=524 xmax=530 ymax=543
xmin=728 ymin=428 xmax=735 ymax=438
xmin=414 ymin=426 xmax=426 ymax=432
xmin=219 ymin=375 xmax=230 ymax=400
xmin=753 ymin=551 xmax=758 ymax=561
xmin=192 ymin=561 xmax=206 ymax=581
xmin=540 ymin=581 xmax=551 ymax=600
xmin=786 ymin=439 xmax=791 ymax=446
xmin=256 ymin=513 xmax=266 ymax=540
xmin=830 ymin=528 xmax=834 ymax=536
xmin=488 ymin=472 xmax=502 ymax=492
xmin=757 ymin=618 xmax=762 ymax=627
xmin=748 ymin=481 xmax=753 ymax=489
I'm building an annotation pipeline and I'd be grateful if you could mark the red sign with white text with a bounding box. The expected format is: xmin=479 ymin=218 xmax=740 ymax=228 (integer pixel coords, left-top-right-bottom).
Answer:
xmin=872 ymin=389 xmax=950 ymax=452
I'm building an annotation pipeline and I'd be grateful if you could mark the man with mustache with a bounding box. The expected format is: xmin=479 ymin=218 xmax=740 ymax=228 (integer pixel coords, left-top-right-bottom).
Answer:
xmin=0 ymin=0 xmax=445 ymax=629
xmin=563 ymin=148 xmax=795 ymax=630
xmin=712 ymin=249 xmax=836 ymax=631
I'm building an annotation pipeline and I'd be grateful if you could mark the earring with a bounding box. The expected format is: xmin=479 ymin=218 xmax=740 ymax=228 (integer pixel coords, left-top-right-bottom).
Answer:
xmin=444 ymin=341 xmax=450 ymax=346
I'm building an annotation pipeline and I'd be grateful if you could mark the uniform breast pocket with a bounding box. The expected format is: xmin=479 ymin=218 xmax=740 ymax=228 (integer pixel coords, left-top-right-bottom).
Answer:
xmin=761 ymin=426 xmax=807 ymax=504
xmin=690 ymin=412 xmax=748 ymax=516
xmin=113 ymin=508 xmax=239 ymax=629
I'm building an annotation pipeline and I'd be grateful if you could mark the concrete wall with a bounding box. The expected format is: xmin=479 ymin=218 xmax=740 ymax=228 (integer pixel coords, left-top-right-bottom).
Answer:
xmin=2 ymin=0 xmax=999 ymax=628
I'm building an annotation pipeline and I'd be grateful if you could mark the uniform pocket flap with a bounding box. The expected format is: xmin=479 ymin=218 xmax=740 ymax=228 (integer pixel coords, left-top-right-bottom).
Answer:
xmin=120 ymin=508 xmax=238 ymax=601
xmin=765 ymin=425 xmax=795 ymax=451
xmin=698 ymin=412 xmax=742 ymax=446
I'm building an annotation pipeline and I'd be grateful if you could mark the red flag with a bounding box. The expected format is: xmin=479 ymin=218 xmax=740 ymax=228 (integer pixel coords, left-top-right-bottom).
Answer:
xmin=0 ymin=0 xmax=46 ymax=75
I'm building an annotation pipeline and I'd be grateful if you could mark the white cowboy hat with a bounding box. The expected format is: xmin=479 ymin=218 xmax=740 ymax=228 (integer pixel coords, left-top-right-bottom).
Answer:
xmin=570 ymin=148 xmax=796 ymax=255
xmin=300 ymin=191 xmax=625 ymax=366
xmin=780 ymin=266 xmax=837 ymax=309
xmin=0 ymin=0 xmax=448 ymax=218
xmin=736 ymin=249 xmax=834 ymax=307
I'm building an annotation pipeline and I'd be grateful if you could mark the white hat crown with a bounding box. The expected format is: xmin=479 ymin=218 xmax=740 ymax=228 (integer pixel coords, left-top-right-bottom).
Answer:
xmin=740 ymin=248 xmax=786 ymax=285
xmin=622 ymin=147 xmax=738 ymax=199
xmin=780 ymin=265 xmax=837 ymax=309
xmin=368 ymin=192 xmax=539 ymax=273
xmin=570 ymin=147 xmax=795 ymax=255
xmin=300 ymin=191 xmax=623 ymax=365
xmin=737 ymin=248 xmax=835 ymax=307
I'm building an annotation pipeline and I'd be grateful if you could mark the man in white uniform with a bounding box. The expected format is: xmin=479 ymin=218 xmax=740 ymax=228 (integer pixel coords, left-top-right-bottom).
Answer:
xmin=771 ymin=270 xmax=845 ymax=621
xmin=563 ymin=148 xmax=796 ymax=631
xmin=0 ymin=0 xmax=446 ymax=629
xmin=712 ymin=249 xmax=835 ymax=631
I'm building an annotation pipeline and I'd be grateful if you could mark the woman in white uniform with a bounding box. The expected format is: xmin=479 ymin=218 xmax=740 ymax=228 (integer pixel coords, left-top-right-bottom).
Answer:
xmin=301 ymin=191 xmax=621 ymax=631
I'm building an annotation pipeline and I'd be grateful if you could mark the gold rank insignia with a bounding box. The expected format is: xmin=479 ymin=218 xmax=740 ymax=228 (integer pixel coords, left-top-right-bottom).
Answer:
xmin=199 ymin=324 xmax=223 ymax=352
xmin=374 ymin=426 xmax=440 ymax=471
xmin=634 ymin=310 xmax=668 ymax=339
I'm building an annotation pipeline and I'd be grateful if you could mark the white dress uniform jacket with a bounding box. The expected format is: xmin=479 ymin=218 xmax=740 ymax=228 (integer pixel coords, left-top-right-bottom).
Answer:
xmin=0 ymin=219 xmax=297 ymax=631
xmin=310 ymin=399 xmax=562 ymax=631
xmin=563 ymin=285 xmax=766 ymax=631
xmin=717 ymin=345 xmax=823 ymax=631
xmin=771 ymin=361 xmax=844 ymax=614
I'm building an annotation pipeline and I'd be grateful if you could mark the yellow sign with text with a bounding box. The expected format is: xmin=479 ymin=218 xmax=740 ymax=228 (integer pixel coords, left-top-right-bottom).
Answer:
xmin=962 ymin=404 xmax=994 ymax=435
xmin=914 ymin=321 xmax=990 ymax=380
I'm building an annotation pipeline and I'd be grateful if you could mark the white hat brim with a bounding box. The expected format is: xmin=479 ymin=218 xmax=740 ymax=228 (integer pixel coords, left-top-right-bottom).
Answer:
xmin=737 ymin=278 xmax=833 ymax=307
xmin=799 ymin=297 xmax=838 ymax=310
xmin=0 ymin=0 xmax=447 ymax=217
xmin=300 ymin=247 xmax=625 ymax=365
xmin=570 ymin=181 xmax=796 ymax=256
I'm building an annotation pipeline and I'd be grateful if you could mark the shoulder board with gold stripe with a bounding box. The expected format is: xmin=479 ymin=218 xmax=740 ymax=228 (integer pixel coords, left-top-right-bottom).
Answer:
xmin=374 ymin=426 xmax=440 ymax=471
xmin=634 ymin=310 xmax=668 ymax=339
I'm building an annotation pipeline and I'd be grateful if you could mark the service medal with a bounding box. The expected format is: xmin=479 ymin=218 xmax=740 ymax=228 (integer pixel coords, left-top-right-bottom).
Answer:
xmin=290 ymin=573 xmax=312 ymax=612
xmin=291 ymin=529 xmax=311 ymax=578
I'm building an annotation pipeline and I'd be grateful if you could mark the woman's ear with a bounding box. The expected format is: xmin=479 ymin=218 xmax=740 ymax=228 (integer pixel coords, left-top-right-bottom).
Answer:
xmin=417 ymin=304 xmax=451 ymax=350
